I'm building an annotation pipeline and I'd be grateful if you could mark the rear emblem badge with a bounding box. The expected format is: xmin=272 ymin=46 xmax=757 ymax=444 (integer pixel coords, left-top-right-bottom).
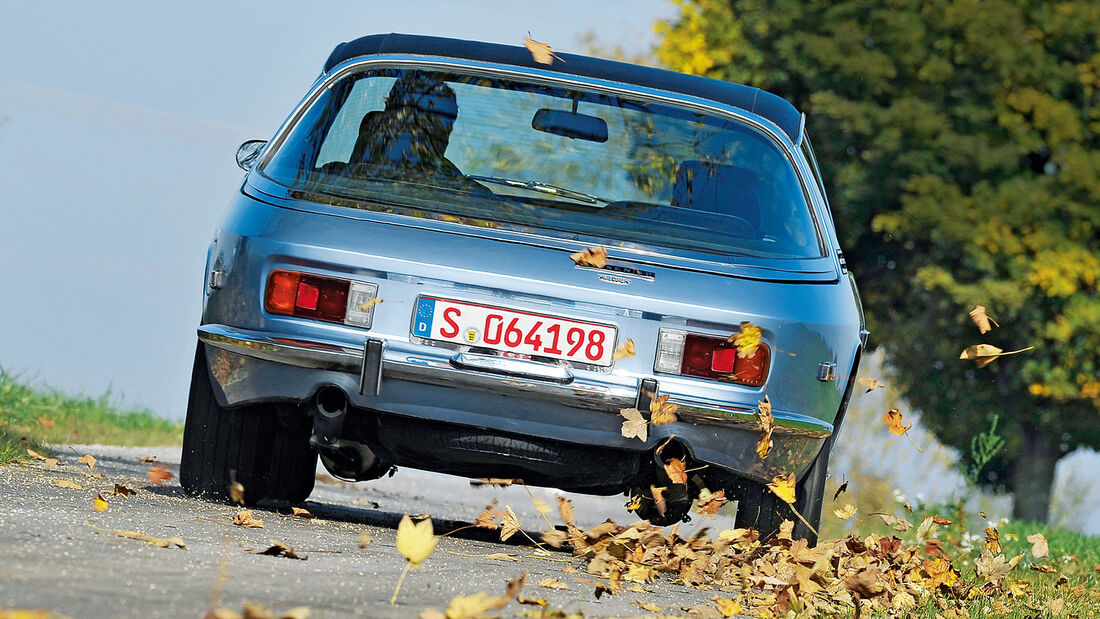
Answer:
xmin=597 ymin=273 xmax=631 ymax=285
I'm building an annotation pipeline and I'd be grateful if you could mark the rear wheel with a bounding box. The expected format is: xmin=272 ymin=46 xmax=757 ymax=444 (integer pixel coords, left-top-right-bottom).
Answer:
xmin=180 ymin=344 xmax=317 ymax=505
xmin=732 ymin=441 xmax=830 ymax=545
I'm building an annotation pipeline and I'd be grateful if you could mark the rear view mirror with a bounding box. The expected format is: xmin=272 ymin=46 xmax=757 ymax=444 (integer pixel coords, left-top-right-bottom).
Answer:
xmin=532 ymin=109 xmax=608 ymax=143
xmin=236 ymin=140 xmax=267 ymax=170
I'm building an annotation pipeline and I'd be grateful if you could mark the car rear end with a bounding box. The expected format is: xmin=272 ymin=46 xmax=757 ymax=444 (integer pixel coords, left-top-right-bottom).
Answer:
xmin=183 ymin=38 xmax=864 ymax=536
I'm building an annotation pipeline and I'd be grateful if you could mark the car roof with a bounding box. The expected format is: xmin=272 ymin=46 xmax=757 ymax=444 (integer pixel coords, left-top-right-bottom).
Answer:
xmin=323 ymin=33 xmax=803 ymax=143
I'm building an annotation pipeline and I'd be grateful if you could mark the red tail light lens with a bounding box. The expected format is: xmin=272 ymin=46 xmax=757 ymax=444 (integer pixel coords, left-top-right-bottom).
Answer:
xmin=657 ymin=329 xmax=769 ymax=387
xmin=265 ymin=270 xmax=350 ymax=323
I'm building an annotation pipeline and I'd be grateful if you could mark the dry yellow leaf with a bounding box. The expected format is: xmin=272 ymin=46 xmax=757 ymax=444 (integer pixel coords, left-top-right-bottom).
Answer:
xmin=474 ymin=499 xmax=502 ymax=530
xmin=713 ymin=596 xmax=742 ymax=617
xmin=470 ymin=478 xmax=520 ymax=487
xmin=499 ymin=506 xmax=521 ymax=542
xmin=290 ymin=506 xmax=314 ymax=519
xmin=959 ymin=344 xmax=1034 ymax=368
xmin=651 ymin=485 xmax=667 ymax=517
xmin=524 ymin=35 xmax=562 ymax=65
xmin=696 ymin=487 xmax=727 ymax=515
xmin=569 ymin=245 xmax=607 ymax=268
xmin=53 ymin=479 xmax=82 ymax=490
xmin=634 ymin=599 xmax=661 ymax=612
xmin=612 ymin=338 xmax=636 ymax=362
xmin=358 ymin=297 xmax=383 ymax=312
xmin=42 ymin=457 xmax=61 ymax=470
xmin=649 ymin=395 xmax=678 ymax=426
xmin=876 ymin=513 xmax=914 ymax=532
xmin=984 ymin=527 xmax=1002 ymax=554
xmin=755 ymin=395 xmax=775 ymax=458
xmin=557 ymin=496 xmax=576 ymax=529
xmin=229 ymin=475 xmax=245 ymax=505
xmin=146 ymin=465 xmax=174 ymax=486
xmin=232 ymin=510 xmax=264 ymax=529
xmin=77 ymin=454 xmax=96 ymax=471
xmin=664 ymin=458 xmax=687 ymax=485
xmin=729 ymin=321 xmax=763 ymax=358
xmin=833 ymin=504 xmax=857 ymax=520
xmin=883 ymin=408 xmax=911 ymax=436
xmin=111 ymin=484 xmax=136 ymax=497
xmin=357 ymin=530 xmax=373 ymax=549
xmin=619 ymin=407 xmax=648 ymax=442
xmin=26 ymin=448 xmax=48 ymax=461
xmin=86 ymin=523 xmax=188 ymax=549
xmin=857 ymin=376 xmax=885 ymax=393
xmin=1027 ymin=532 xmax=1049 ymax=559
xmin=93 ymin=494 xmax=109 ymax=512
xmin=537 ymin=578 xmax=570 ymax=590
xmin=396 ymin=514 xmax=437 ymax=566
xmin=768 ymin=473 xmax=797 ymax=504
xmin=968 ymin=305 xmax=998 ymax=334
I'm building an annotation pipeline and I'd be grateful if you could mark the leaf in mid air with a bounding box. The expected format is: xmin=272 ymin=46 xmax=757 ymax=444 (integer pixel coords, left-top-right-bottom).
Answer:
xmin=358 ymin=297 xmax=383 ymax=312
xmin=664 ymin=458 xmax=687 ymax=485
xmin=696 ymin=488 xmax=727 ymax=515
xmin=833 ymin=480 xmax=849 ymax=501
xmin=729 ymin=321 xmax=762 ymax=359
xmin=959 ymin=344 xmax=1033 ymax=368
xmin=768 ymin=474 xmax=796 ymax=504
xmin=569 ymin=245 xmax=607 ymax=268
xmin=968 ymin=305 xmax=998 ymax=334
xmin=651 ymin=485 xmax=667 ymax=517
xmin=612 ymin=339 xmax=636 ymax=362
xmin=396 ymin=514 xmax=437 ymax=567
xmin=619 ymin=408 xmax=648 ymax=442
xmin=499 ymin=506 xmax=521 ymax=542
xmin=1027 ymin=532 xmax=1049 ymax=559
xmin=755 ymin=395 xmax=775 ymax=458
xmin=833 ymin=504 xmax=857 ymax=520
xmin=883 ymin=408 xmax=911 ymax=436
xmin=984 ymin=527 xmax=1002 ymax=554
xmin=876 ymin=513 xmax=914 ymax=532
xmin=648 ymin=395 xmax=678 ymax=426
xmin=856 ymin=376 xmax=884 ymax=393
xmin=146 ymin=465 xmax=174 ymax=486
xmin=524 ymin=35 xmax=562 ymax=65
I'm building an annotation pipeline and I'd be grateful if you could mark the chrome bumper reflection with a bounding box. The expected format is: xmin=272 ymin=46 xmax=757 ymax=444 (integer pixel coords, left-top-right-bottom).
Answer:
xmin=197 ymin=324 xmax=831 ymax=437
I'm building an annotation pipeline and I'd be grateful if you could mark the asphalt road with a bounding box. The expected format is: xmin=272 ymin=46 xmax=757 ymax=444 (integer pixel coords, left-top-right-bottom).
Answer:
xmin=0 ymin=445 xmax=742 ymax=618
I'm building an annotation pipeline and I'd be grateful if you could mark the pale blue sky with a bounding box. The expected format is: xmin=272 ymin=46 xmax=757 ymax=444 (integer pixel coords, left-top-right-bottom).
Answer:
xmin=0 ymin=1 xmax=674 ymax=419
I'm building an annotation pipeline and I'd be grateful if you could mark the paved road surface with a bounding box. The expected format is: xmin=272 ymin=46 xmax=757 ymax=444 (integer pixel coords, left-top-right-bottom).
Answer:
xmin=0 ymin=445 xmax=742 ymax=618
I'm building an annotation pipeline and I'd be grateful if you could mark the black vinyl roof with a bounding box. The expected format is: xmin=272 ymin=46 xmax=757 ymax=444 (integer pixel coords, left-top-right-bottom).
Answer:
xmin=323 ymin=33 xmax=803 ymax=142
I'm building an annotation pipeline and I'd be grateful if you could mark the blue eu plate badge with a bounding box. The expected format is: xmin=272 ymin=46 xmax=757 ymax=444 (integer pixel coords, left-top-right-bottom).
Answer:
xmin=413 ymin=297 xmax=435 ymax=338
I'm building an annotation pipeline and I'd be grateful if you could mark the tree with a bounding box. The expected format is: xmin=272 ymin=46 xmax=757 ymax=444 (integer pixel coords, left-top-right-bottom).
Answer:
xmin=655 ymin=0 xmax=1100 ymax=522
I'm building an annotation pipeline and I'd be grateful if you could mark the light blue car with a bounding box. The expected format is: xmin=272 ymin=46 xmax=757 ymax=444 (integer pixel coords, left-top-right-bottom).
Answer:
xmin=181 ymin=33 xmax=866 ymax=543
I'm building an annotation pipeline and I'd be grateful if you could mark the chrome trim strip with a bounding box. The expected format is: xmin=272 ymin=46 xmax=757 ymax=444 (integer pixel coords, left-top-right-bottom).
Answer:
xmin=197 ymin=324 xmax=833 ymax=437
xmin=451 ymin=352 xmax=574 ymax=383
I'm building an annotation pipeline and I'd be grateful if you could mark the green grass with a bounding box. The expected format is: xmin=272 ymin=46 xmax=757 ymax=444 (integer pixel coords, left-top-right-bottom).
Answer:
xmin=0 ymin=369 xmax=183 ymax=462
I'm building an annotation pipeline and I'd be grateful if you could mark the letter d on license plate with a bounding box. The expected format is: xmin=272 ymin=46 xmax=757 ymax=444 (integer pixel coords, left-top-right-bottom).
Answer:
xmin=412 ymin=296 xmax=617 ymax=366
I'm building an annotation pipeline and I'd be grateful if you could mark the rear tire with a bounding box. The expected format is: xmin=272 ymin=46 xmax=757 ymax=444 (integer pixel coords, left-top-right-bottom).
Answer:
xmin=180 ymin=344 xmax=317 ymax=505
xmin=732 ymin=441 xmax=829 ymax=545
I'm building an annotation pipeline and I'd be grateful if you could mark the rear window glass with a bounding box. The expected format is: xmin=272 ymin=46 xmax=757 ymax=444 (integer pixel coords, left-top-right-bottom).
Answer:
xmin=262 ymin=67 xmax=824 ymax=259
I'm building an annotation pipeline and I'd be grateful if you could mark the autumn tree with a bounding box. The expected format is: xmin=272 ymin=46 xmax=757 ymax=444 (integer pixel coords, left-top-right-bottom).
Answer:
xmin=655 ymin=0 xmax=1100 ymax=522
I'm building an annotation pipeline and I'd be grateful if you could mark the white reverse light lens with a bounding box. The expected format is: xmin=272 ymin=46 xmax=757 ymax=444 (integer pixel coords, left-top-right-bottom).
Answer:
xmin=654 ymin=328 xmax=686 ymax=374
xmin=344 ymin=281 xmax=380 ymax=328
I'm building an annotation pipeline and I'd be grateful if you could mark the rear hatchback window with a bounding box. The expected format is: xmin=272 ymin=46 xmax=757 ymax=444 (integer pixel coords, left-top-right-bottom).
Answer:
xmin=262 ymin=67 xmax=824 ymax=259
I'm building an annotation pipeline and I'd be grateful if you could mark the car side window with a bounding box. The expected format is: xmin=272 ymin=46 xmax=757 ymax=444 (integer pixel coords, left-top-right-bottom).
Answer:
xmin=315 ymin=78 xmax=395 ymax=167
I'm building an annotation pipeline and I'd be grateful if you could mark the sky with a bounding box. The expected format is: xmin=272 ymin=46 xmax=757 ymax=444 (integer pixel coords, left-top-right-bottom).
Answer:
xmin=0 ymin=0 xmax=675 ymax=419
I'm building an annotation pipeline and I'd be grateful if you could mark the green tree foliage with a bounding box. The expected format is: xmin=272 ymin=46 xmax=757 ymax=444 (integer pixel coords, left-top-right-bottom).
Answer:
xmin=655 ymin=0 xmax=1100 ymax=522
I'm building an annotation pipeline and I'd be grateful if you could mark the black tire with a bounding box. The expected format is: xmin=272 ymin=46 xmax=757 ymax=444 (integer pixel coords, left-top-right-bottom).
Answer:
xmin=630 ymin=490 xmax=691 ymax=526
xmin=732 ymin=441 xmax=830 ymax=545
xmin=180 ymin=344 xmax=317 ymax=505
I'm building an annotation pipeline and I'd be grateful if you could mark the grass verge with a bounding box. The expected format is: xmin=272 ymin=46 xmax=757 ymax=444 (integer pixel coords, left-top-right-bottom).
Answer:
xmin=0 ymin=369 xmax=183 ymax=462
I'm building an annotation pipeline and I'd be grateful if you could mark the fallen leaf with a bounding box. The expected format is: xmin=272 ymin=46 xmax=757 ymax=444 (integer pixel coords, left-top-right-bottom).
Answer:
xmin=474 ymin=500 xmax=502 ymax=530
xmin=499 ymin=506 xmax=521 ymax=542
xmin=975 ymin=551 xmax=1022 ymax=582
xmin=357 ymin=530 xmax=373 ymax=549
xmin=833 ymin=504 xmax=857 ymax=520
xmin=290 ymin=507 xmax=314 ymax=519
xmin=729 ymin=321 xmax=763 ymax=359
xmin=634 ymin=599 xmax=661 ymax=612
xmin=537 ymin=578 xmax=570 ymax=590
xmin=959 ymin=344 xmax=1034 ymax=368
xmin=883 ymin=408 xmax=912 ymax=436
xmin=569 ymin=245 xmax=607 ymax=268
xmin=968 ymin=305 xmax=998 ymax=334
xmin=517 ymin=596 xmax=547 ymax=606
xmin=470 ymin=478 xmax=520 ymax=487
xmin=1027 ymin=532 xmax=1049 ymax=559
xmin=857 ymin=376 xmax=885 ymax=393
xmin=664 ymin=458 xmax=687 ymax=485
xmin=140 ymin=455 xmax=158 ymax=463
xmin=833 ymin=480 xmax=849 ymax=500
xmin=922 ymin=557 xmax=959 ymax=589
xmin=613 ymin=339 xmax=636 ymax=362
xmin=26 ymin=448 xmax=48 ymax=461
xmin=146 ymin=465 xmax=174 ymax=485
xmin=524 ymin=35 xmax=562 ymax=65
xmin=93 ymin=494 xmax=109 ymax=512
xmin=77 ymin=454 xmax=96 ymax=471
xmin=984 ymin=527 xmax=1002 ymax=554
xmin=87 ymin=523 xmax=187 ymax=549
xmin=557 ymin=496 xmax=576 ymax=529
xmin=232 ymin=510 xmax=265 ymax=529
xmin=111 ymin=484 xmax=136 ymax=497
xmin=844 ymin=567 xmax=884 ymax=599
xmin=648 ymin=395 xmax=678 ymax=427
xmin=619 ymin=408 xmax=648 ymax=442
xmin=712 ymin=596 xmax=742 ymax=617
xmin=1029 ymin=563 xmax=1057 ymax=573
xmin=42 ymin=457 xmax=61 ymax=469
xmin=915 ymin=515 xmax=937 ymax=539
xmin=696 ymin=487 xmax=727 ymax=515
xmin=53 ymin=479 xmax=82 ymax=490
xmin=767 ymin=473 xmax=796 ymax=504
xmin=357 ymin=297 xmax=383 ymax=312
xmin=396 ymin=514 xmax=437 ymax=566
xmin=256 ymin=540 xmax=306 ymax=560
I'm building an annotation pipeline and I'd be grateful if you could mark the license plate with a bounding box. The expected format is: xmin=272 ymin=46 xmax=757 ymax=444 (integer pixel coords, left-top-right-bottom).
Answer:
xmin=412 ymin=296 xmax=618 ymax=366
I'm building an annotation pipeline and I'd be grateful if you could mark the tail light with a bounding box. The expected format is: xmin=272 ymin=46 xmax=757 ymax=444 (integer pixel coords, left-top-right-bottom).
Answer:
xmin=264 ymin=269 xmax=379 ymax=328
xmin=654 ymin=328 xmax=769 ymax=387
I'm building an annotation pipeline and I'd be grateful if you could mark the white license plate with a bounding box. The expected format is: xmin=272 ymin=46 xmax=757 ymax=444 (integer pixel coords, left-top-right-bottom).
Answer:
xmin=411 ymin=296 xmax=618 ymax=366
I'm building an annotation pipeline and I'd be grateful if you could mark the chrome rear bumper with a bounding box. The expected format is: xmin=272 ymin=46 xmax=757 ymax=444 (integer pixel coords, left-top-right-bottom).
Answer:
xmin=197 ymin=323 xmax=831 ymax=439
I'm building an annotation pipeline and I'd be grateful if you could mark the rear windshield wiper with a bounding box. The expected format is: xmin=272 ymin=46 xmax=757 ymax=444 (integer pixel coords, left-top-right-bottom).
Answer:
xmin=466 ymin=174 xmax=611 ymax=206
